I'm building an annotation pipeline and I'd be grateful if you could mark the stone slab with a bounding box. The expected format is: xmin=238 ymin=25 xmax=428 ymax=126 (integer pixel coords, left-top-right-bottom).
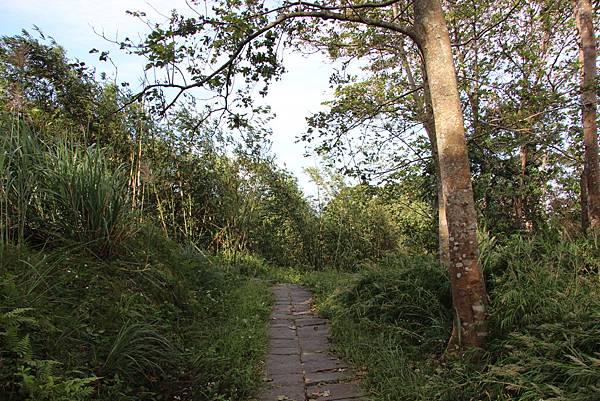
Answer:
xmin=270 ymin=338 xmax=299 ymax=348
xmin=295 ymin=317 xmax=329 ymax=327
xmin=264 ymin=373 xmax=304 ymax=387
xmin=269 ymin=326 xmax=297 ymax=340
xmin=270 ymin=346 xmax=300 ymax=355
xmin=257 ymin=387 xmax=305 ymax=401
xmin=303 ymin=360 xmax=349 ymax=373
xmin=265 ymin=354 xmax=302 ymax=376
xmin=307 ymin=382 xmax=365 ymax=400
xmin=304 ymin=369 xmax=354 ymax=385
xmin=299 ymin=336 xmax=330 ymax=353
xmin=298 ymin=325 xmax=331 ymax=339
xmin=271 ymin=322 xmax=296 ymax=330
xmin=292 ymin=301 xmax=312 ymax=312
xmin=272 ymin=312 xmax=296 ymax=320
xmin=274 ymin=305 xmax=293 ymax=313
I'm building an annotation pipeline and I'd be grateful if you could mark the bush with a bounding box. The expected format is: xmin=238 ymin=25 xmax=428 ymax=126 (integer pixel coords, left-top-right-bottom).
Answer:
xmin=337 ymin=255 xmax=452 ymax=347
xmin=300 ymin=234 xmax=600 ymax=401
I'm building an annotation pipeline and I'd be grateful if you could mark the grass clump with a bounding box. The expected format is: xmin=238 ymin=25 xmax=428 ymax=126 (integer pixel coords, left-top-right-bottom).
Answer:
xmin=0 ymin=124 xmax=133 ymax=257
xmin=42 ymin=143 xmax=133 ymax=257
xmin=336 ymin=255 xmax=451 ymax=346
xmin=476 ymin=234 xmax=600 ymax=401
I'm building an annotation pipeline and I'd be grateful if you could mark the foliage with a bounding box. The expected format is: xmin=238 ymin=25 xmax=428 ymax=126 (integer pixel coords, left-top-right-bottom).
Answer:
xmin=0 ymin=308 xmax=97 ymax=401
xmin=336 ymin=255 xmax=452 ymax=346
xmin=0 ymin=30 xmax=96 ymax=129
xmin=0 ymin=231 xmax=271 ymax=400
xmin=319 ymin=182 xmax=434 ymax=269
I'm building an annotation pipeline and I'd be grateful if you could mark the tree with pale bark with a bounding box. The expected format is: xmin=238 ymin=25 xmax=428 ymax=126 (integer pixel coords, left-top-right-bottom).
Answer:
xmin=128 ymin=0 xmax=489 ymax=350
xmin=573 ymin=0 xmax=600 ymax=230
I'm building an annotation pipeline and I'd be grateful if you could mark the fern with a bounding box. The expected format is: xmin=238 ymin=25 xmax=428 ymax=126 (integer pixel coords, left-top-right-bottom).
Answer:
xmin=1 ymin=307 xmax=36 ymax=361
xmin=1 ymin=308 xmax=97 ymax=401
xmin=18 ymin=360 xmax=97 ymax=401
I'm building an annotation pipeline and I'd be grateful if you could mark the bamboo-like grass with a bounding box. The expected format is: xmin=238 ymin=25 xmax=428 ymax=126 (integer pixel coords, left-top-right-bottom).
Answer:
xmin=0 ymin=114 xmax=135 ymax=257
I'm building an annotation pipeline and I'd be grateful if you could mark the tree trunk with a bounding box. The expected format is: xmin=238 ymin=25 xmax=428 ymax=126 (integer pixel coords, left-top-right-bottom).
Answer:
xmin=395 ymin=33 xmax=450 ymax=267
xmin=423 ymin=82 xmax=450 ymax=267
xmin=574 ymin=0 xmax=600 ymax=229
xmin=518 ymin=143 xmax=536 ymax=231
xmin=413 ymin=0 xmax=488 ymax=350
xmin=581 ymin=167 xmax=590 ymax=232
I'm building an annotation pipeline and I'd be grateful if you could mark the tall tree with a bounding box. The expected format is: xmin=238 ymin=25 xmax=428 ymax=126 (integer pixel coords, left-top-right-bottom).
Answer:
xmin=573 ymin=0 xmax=600 ymax=229
xmin=413 ymin=0 xmax=487 ymax=349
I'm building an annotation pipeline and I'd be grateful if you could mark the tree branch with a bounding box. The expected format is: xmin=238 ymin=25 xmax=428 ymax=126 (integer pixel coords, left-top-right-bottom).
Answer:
xmin=127 ymin=5 xmax=416 ymax=114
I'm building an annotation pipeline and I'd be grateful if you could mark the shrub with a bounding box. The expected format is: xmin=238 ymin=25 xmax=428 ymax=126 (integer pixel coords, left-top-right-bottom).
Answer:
xmin=302 ymin=234 xmax=600 ymax=401
xmin=480 ymin=234 xmax=600 ymax=400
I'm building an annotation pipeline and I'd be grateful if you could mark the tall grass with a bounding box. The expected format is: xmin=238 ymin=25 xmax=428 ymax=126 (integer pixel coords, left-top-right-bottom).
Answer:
xmin=336 ymin=255 xmax=452 ymax=348
xmin=0 ymin=115 xmax=134 ymax=257
xmin=0 ymin=117 xmax=44 ymax=251
xmin=42 ymin=143 xmax=134 ymax=256
xmin=104 ymin=321 xmax=178 ymax=377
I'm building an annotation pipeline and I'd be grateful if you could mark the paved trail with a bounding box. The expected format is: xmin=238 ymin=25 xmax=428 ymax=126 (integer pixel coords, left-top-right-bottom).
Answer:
xmin=257 ymin=284 xmax=367 ymax=401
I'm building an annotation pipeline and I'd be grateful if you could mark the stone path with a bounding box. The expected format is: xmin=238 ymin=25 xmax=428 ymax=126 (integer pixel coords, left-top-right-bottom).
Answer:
xmin=257 ymin=284 xmax=367 ymax=401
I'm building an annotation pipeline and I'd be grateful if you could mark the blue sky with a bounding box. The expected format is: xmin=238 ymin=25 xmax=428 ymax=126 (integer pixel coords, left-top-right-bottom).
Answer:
xmin=0 ymin=0 xmax=337 ymax=197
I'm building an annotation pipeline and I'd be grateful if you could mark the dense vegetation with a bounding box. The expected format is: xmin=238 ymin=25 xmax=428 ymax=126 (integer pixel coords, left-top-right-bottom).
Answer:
xmin=1 ymin=0 xmax=600 ymax=400
xmin=0 ymin=30 xmax=429 ymax=400
xmin=285 ymin=234 xmax=600 ymax=400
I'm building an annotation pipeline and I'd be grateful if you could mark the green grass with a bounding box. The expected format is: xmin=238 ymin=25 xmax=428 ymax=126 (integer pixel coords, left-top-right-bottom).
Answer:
xmin=0 ymin=121 xmax=273 ymax=400
xmin=278 ymin=235 xmax=600 ymax=401
xmin=0 ymin=229 xmax=272 ymax=401
xmin=0 ymin=125 xmax=134 ymax=257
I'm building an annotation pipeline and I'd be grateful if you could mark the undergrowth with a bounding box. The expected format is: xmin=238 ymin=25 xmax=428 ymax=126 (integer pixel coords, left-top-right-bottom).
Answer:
xmin=0 ymin=120 xmax=272 ymax=400
xmin=0 ymin=226 xmax=271 ymax=401
xmin=290 ymin=234 xmax=600 ymax=401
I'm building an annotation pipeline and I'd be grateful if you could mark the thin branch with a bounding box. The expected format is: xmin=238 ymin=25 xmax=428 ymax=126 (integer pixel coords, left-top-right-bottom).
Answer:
xmin=127 ymin=7 xmax=416 ymax=113
xmin=452 ymin=0 xmax=524 ymax=47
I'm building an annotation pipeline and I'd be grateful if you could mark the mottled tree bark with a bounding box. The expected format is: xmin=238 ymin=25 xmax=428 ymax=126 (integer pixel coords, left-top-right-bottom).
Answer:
xmin=413 ymin=0 xmax=488 ymax=349
xmin=573 ymin=0 xmax=600 ymax=229
xmin=423 ymin=84 xmax=450 ymax=267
